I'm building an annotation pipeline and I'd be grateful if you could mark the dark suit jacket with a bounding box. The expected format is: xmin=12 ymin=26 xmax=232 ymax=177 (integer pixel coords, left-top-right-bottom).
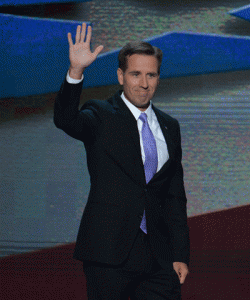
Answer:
xmin=54 ymin=78 xmax=190 ymax=268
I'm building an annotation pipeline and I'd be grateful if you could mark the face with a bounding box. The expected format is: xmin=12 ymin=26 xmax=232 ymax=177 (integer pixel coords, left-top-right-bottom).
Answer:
xmin=117 ymin=54 xmax=160 ymax=111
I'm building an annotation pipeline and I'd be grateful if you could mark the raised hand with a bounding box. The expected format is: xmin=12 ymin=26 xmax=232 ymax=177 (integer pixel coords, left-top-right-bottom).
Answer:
xmin=67 ymin=23 xmax=104 ymax=79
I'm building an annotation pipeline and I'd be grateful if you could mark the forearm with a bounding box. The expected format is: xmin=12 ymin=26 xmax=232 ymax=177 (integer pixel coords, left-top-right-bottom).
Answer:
xmin=169 ymin=210 xmax=190 ymax=265
xmin=164 ymin=160 xmax=190 ymax=264
xmin=53 ymin=76 xmax=84 ymax=129
xmin=164 ymin=193 xmax=190 ymax=265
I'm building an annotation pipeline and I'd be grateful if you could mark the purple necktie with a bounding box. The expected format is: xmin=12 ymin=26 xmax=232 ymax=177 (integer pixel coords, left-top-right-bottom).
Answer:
xmin=139 ymin=113 xmax=158 ymax=234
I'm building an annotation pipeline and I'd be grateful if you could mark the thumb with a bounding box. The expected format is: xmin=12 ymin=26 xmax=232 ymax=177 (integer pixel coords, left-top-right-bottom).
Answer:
xmin=93 ymin=45 xmax=104 ymax=58
xmin=176 ymin=269 xmax=182 ymax=281
xmin=179 ymin=273 xmax=185 ymax=284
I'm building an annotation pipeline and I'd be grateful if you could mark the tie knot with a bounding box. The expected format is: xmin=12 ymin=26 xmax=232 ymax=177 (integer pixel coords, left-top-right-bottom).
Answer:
xmin=139 ymin=113 xmax=147 ymax=123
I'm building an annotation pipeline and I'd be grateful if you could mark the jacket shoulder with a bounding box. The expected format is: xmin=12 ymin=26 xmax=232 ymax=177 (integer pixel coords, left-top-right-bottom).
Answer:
xmin=153 ymin=106 xmax=179 ymax=127
xmin=80 ymin=98 xmax=113 ymax=112
xmin=80 ymin=92 xmax=121 ymax=117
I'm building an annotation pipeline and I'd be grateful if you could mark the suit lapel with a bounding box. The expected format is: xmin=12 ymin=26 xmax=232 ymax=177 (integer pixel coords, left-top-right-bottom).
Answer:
xmin=111 ymin=92 xmax=146 ymax=186
xmin=110 ymin=93 xmax=176 ymax=186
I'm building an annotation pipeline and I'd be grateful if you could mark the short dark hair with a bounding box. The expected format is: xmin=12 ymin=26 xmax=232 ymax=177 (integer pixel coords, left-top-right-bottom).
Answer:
xmin=118 ymin=41 xmax=163 ymax=74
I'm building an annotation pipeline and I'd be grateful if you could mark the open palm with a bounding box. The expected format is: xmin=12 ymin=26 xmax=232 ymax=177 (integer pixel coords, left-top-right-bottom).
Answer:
xmin=68 ymin=23 xmax=103 ymax=71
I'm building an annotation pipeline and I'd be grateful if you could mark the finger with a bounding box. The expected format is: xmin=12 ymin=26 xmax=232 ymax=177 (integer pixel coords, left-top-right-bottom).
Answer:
xmin=80 ymin=23 xmax=87 ymax=43
xmin=67 ymin=32 xmax=73 ymax=47
xmin=86 ymin=25 xmax=92 ymax=45
xmin=179 ymin=270 xmax=188 ymax=284
xmin=180 ymin=274 xmax=186 ymax=284
xmin=75 ymin=25 xmax=81 ymax=43
xmin=93 ymin=45 xmax=104 ymax=57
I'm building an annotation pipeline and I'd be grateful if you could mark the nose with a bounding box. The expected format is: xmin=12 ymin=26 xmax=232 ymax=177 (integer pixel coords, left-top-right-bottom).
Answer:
xmin=140 ymin=76 xmax=148 ymax=89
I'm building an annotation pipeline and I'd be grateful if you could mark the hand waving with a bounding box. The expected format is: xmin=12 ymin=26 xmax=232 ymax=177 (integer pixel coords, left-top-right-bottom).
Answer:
xmin=67 ymin=23 xmax=104 ymax=79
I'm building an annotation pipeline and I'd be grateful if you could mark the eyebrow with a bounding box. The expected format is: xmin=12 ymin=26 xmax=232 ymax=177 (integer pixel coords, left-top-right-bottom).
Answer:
xmin=129 ymin=71 xmax=158 ymax=76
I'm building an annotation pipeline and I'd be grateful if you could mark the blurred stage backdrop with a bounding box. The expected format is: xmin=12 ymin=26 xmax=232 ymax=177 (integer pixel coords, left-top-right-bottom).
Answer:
xmin=0 ymin=0 xmax=249 ymax=257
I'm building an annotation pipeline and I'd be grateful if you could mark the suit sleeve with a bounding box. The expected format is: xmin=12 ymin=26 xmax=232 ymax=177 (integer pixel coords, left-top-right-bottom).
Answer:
xmin=164 ymin=120 xmax=190 ymax=265
xmin=54 ymin=78 xmax=101 ymax=142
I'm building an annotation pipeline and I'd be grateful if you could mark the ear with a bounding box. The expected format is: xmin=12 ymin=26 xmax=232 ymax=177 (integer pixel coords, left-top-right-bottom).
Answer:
xmin=117 ymin=68 xmax=124 ymax=85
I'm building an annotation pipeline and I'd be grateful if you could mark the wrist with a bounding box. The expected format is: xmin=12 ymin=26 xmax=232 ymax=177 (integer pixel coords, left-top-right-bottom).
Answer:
xmin=69 ymin=65 xmax=85 ymax=80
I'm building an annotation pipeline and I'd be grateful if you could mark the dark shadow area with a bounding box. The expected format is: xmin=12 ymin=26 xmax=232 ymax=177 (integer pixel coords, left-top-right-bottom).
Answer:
xmin=125 ymin=0 xmax=249 ymax=12
xmin=223 ymin=17 xmax=250 ymax=36
xmin=1 ymin=0 xmax=249 ymax=19
xmin=0 ymin=2 xmax=90 ymax=20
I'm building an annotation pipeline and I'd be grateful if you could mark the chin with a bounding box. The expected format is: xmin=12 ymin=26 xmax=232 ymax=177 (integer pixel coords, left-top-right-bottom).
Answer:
xmin=138 ymin=103 xmax=150 ymax=110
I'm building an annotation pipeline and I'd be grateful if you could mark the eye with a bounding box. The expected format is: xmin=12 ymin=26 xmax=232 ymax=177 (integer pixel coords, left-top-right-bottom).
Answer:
xmin=148 ymin=73 xmax=157 ymax=78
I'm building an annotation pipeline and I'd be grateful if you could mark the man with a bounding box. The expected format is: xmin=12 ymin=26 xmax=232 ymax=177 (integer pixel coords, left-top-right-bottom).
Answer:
xmin=54 ymin=23 xmax=190 ymax=299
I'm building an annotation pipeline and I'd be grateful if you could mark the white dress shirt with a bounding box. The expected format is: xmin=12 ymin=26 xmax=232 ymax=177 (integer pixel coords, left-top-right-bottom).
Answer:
xmin=121 ymin=93 xmax=169 ymax=172
xmin=66 ymin=72 xmax=169 ymax=172
xmin=66 ymin=71 xmax=84 ymax=84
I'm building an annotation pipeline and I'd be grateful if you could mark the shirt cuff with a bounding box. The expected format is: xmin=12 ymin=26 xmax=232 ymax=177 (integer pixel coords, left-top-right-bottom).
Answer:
xmin=66 ymin=71 xmax=84 ymax=84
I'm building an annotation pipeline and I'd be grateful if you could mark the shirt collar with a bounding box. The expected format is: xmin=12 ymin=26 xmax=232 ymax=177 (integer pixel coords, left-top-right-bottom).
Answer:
xmin=121 ymin=92 xmax=153 ymax=123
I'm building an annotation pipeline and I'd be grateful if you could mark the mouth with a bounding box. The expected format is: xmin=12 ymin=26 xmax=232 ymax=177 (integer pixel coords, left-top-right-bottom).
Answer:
xmin=138 ymin=91 xmax=149 ymax=96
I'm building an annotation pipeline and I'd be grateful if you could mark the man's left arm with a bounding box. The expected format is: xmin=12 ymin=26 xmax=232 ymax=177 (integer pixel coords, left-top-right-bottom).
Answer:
xmin=164 ymin=119 xmax=190 ymax=284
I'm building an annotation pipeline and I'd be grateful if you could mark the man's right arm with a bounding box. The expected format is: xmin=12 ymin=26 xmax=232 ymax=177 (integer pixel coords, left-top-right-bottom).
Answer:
xmin=53 ymin=23 xmax=103 ymax=141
